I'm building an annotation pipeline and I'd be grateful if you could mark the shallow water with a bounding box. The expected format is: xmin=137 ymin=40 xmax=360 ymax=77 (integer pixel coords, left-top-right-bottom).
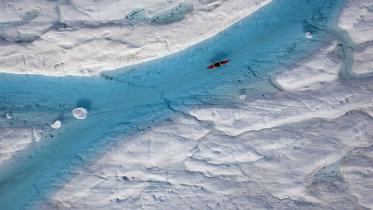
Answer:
xmin=0 ymin=0 xmax=345 ymax=209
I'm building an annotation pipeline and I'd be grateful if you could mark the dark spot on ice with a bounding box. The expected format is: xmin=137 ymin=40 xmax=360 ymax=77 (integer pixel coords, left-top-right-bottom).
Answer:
xmin=54 ymin=62 xmax=64 ymax=68
xmin=101 ymin=74 xmax=114 ymax=80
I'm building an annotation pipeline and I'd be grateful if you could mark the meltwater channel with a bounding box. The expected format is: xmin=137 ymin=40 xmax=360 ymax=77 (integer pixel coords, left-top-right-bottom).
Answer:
xmin=0 ymin=0 xmax=345 ymax=209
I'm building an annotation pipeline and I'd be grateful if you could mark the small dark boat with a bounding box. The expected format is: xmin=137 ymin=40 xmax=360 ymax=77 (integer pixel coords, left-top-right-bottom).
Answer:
xmin=207 ymin=60 xmax=230 ymax=69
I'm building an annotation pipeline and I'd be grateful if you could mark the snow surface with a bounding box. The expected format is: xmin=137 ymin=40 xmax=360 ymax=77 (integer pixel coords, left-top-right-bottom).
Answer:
xmin=39 ymin=27 xmax=373 ymax=209
xmin=275 ymin=42 xmax=340 ymax=91
xmin=339 ymin=0 xmax=373 ymax=75
xmin=0 ymin=0 xmax=270 ymax=76
xmin=0 ymin=0 xmax=372 ymax=209
xmin=0 ymin=128 xmax=42 ymax=165
xmin=41 ymin=81 xmax=373 ymax=209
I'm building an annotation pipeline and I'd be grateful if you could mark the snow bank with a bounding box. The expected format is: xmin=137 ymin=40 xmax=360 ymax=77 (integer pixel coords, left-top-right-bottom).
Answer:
xmin=41 ymin=79 xmax=373 ymax=209
xmin=0 ymin=128 xmax=42 ymax=165
xmin=0 ymin=0 xmax=271 ymax=76
xmin=276 ymin=42 xmax=341 ymax=91
xmin=1 ymin=1 xmax=372 ymax=209
xmin=339 ymin=0 xmax=373 ymax=74
xmin=39 ymin=34 xmax=373 ymax=209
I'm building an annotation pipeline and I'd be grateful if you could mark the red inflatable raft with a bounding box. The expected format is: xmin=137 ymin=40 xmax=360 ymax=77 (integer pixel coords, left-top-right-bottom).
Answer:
xmin=207 ymin=60 xmax=230 ymax=69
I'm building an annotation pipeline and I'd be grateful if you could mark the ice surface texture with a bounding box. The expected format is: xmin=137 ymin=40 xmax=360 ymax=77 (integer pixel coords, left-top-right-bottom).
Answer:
xmin=151 ymin=3 xmax=193 ymax=24
xmin=339 ymin=0 xmax=373 ymax=75
xmin=0 ymin=0 xmax=364 ymax=209
xmin=0 ymin=0 xmax=271 ymax=76
xmin=125 ymin=3 xmax=193 ymax=25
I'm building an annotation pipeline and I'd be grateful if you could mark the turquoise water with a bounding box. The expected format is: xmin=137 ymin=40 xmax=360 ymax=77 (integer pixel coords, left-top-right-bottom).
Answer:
xmin=0 ymin=0 xmax=345 ymax=209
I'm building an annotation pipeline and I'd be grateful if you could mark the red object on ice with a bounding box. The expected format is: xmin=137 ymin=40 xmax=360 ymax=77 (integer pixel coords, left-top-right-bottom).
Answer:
xmin=207 ymin=60 xmax=230 ymax=69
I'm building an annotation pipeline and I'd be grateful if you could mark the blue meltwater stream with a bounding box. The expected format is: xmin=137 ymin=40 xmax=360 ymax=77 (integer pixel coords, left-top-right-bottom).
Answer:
xmin=0 ymin=0 xmax=345 ymax=209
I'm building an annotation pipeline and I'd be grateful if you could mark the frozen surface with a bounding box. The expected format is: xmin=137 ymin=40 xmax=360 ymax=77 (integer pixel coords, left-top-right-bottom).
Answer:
xmin=0 ymin=0 xmax=372 ymax=209
xmin=275 ymin=42 xmax=341 ymax=91
xmin=339 ymin=0 xmax=373 ymax=74
xmin=41 ymin=43 xmax=373 ymax=209
xmin=0 ymin=128 xmax=42 ymax=165
xmin=42 ymin=83 xmax=373 ymax=209
xmin=0 ymin=0 xmax=270 ymax=76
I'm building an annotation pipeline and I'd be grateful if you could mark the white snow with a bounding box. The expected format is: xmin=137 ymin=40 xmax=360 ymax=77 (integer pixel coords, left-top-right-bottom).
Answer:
xmin=276 ymin=42 xmax=341 ymax=91
xmin=41 ymin=77 xmax=373 ymax=209
xmin=339 ymin=0 xmax=373 ymax=74
xmin=39 ymin=22 xmax=373 ymax=208
xmin=0 ymin=128 xmax=42 ymax=165
xmin=1 ymin=0 xmax=372 ymax=209
xmin=0 ymin=0 xmax=271 ymax=76
xmin=187 ymin=41 xmax=369 ymax=136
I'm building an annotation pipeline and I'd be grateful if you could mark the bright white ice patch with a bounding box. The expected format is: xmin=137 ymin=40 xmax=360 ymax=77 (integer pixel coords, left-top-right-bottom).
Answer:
xmin=72 ymin=108 xmax=88 ymax=120
xmin=276 ymin=42 xmax=341 ymax=91
xmin=51 ymin=120 xmax=62 ymax=129
xmin=5 ymin=113 xmax=12 ymax=119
